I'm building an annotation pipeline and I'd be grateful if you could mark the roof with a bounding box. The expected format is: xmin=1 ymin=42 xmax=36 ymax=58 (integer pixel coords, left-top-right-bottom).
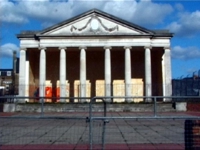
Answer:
xmin=17 ymin=9 xmax=173 ymax=38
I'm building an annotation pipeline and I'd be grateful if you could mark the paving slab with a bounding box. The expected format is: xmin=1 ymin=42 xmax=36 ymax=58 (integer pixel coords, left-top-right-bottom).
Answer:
xmin=1 ymin=111 xmax=200 ymax=149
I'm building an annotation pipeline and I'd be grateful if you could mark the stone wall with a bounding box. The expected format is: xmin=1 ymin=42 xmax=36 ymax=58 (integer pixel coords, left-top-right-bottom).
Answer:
xmin=3 ymin=103 xmax=175 ymax=113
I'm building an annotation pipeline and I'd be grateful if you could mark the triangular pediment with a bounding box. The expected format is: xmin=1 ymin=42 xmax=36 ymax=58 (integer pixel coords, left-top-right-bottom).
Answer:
xmin=37 ymin=9 xmax=154 ymax=36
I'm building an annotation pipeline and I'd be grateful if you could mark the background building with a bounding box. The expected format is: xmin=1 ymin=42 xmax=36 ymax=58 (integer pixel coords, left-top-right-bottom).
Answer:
xmin=0 ymin=68 xmax=19 ymax=96
xmin=0 ymin=51 xmax=19 ymax=96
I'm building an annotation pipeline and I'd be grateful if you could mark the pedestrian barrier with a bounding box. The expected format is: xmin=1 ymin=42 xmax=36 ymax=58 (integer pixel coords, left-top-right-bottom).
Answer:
xmin=0 ymin=96 xmax=200 ymax=150
xmin=0 ymin=117 xmax=90 ymax=150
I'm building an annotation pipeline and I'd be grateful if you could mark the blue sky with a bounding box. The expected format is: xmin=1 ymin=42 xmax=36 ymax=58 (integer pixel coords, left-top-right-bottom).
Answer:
xmin=0 ymin=0 xmax=200 ymax=79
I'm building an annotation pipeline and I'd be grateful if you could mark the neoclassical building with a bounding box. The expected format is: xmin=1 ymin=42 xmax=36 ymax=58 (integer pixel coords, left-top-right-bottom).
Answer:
xmin=17 ymin=9 xmax=173 ymax=103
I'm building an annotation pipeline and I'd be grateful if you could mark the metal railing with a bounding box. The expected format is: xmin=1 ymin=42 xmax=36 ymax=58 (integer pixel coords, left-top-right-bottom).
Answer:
xmin=88 ymin=96 xmax=200 ymax=150
xmin=0 ymin=96 xmax=200 ymax=150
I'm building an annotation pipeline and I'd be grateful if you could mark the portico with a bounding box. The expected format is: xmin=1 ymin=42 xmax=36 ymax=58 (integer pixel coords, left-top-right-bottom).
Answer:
xmin=17 ymin=9 xmax=173 ymax=103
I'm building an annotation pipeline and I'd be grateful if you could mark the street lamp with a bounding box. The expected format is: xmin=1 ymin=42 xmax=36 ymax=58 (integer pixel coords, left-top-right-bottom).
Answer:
xmin=12 ymin=51 xmax=17 ymax=95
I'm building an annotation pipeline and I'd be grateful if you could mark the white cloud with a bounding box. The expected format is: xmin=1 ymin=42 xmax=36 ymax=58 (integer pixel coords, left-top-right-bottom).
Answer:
xmin=131 ymin=1 xmax=173 ymax=26
xmin=0 ymin=0 xmax=73 ymax=25
xmin=175 ymin=3 xmax=184 ymax=12
xmin=0 ymin=0 xmax=173 ymax=28
xmin=172 ymin=46 xmax=200 ymax=60
xmin=168 ymin=11 xmax=200 ymax=37
xmin=0 ymin=43 xmax=19 ymax=58
xmin=0 ymin=0 xmax=28 ymax=24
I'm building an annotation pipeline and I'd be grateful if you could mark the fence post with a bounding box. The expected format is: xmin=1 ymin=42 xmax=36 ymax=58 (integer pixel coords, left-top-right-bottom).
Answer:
xmin=102 ymin=101 xmax=107 ymax=150
xmin=154 ymin=97 xmax=157 ymax=117
xmin=89 ymin=97 xmax=94 ymax=150
xmin=41 ymin=97 xmax=44 ymax=116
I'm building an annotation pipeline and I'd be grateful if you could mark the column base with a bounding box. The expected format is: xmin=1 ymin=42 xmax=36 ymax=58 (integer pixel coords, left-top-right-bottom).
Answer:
xmin=176 ymin=102 xmax=187 ymax=111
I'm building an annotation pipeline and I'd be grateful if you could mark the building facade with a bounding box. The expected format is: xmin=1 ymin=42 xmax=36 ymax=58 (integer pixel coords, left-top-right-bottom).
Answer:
xmin=17 ymin=9 xmax=173 ymax=103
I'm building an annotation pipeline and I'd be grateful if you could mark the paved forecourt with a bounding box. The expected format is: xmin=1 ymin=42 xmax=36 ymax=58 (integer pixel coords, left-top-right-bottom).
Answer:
xmin=1 ymin=111 xmax=199 ymax=150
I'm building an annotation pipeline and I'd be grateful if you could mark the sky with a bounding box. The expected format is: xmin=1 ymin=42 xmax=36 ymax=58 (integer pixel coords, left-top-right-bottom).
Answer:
xmin=0 ymin=0 xmax=200 ymax=79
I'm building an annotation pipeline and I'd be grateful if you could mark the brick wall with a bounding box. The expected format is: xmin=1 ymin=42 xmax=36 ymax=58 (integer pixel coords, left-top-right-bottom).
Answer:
xmin=187 ymin=102 xmax=200 ymax=112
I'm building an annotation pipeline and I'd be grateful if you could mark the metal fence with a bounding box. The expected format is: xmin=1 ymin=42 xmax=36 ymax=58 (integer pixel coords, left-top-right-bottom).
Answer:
xmin=0 ymin=117 xmax=89 ymax=149
xmin=1 ymin=96 xmax=200 ymax=150
xmin=172 ymin=78 xmax=200 ymax=96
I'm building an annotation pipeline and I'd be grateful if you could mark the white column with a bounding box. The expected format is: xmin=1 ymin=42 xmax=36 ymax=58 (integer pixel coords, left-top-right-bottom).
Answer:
xmin=124 ymin=46 xmax=132 ymax=102
xmin=25 ymin=56 xmax=29 ymax=98
xmin=162 ymin=47 xmax=172 ymax=102
xmin=145 ymin=47 xmax=152 ymax=102
xmin=39 ymin=47 xmax=46 ymax=102
xmin=19 ymin=48 xmax=26 ymax=102
xmin=79 ymin=47 xmax=87 ymax=102
xmin=59 ymin=47 xmax=66 ymax=102
xmin=104 ymin=46 xmax=112 ymax=102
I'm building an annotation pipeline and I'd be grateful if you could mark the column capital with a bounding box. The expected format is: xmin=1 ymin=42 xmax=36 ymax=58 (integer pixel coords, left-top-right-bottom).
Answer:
xmin=104 ymin=46 xmax=112 ymax=50
xmin=20 ymin=47 xmax=27 ymax=51
xmin=59 ymin=47 xmax=67 ymax=50
xmin=79 ymin=46 xmax=87 ymax=50
xmin=144 ymin=46 xmax=152 ymax=49
xmin=124 ymin=46 xmax=132 ymax=50
xmin=39 ymin=47 xmax=46 ymax=51
xmin=163 ymin=47 xmax=171 ymax=50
